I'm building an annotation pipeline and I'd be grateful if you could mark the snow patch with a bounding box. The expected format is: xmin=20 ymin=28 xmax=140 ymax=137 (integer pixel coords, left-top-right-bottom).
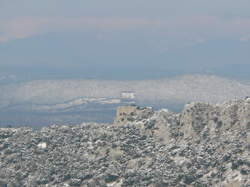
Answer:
xmin=37 ymin=142 xmax=47 ymax=149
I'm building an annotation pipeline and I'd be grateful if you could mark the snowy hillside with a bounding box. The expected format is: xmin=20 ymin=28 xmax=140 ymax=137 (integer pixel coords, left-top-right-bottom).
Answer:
xmin=0 ymin=74 xmax=250 ymax=127
xmin=0 ymin=75 xmax=249 ymax=108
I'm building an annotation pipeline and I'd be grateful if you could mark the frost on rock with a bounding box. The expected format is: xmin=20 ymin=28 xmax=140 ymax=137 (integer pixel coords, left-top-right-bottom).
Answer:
xmin=0 ymin=99 xmax=250 ymax=186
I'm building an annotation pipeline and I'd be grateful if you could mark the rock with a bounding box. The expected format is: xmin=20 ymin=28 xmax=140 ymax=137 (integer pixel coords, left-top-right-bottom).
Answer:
xmin=114 ymin=105 xmax=154 ymax=125
xmin=0 ymin=99 xmax=249 ymax=186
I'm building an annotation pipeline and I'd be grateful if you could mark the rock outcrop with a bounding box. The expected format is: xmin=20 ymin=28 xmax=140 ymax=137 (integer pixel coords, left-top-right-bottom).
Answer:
xmin=0 ymin=99 xmax=250 ymax=186
xmin=114 ymin=105 xmax=154 ymax=125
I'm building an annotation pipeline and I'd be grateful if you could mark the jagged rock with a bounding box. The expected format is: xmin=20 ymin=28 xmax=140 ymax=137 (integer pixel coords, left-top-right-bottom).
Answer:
xmin=114 ymin=105 xmax=154 ymax=125
xmin=0 ymin=99 xmax=249 ymax=186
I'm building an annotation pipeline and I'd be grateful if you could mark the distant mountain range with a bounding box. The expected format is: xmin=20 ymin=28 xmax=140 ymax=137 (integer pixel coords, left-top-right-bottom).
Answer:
xmin=1 ymin=33 xmax=250 ymax=80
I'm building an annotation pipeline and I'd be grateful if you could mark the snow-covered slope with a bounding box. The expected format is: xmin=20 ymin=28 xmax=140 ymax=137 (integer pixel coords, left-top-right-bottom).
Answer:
xmin=0 ymin=75 xmax=249 ymax=109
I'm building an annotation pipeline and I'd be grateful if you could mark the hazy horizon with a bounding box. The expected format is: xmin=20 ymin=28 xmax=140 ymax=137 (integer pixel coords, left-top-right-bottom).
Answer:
xmin=1 ymin=0 xmax=250 ymax=81
xmin=1 ymin=1 xmax=250 ymax=126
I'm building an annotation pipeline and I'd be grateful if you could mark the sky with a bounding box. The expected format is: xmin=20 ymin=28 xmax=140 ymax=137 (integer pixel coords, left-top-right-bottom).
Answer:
xmin=0 ymin=0 xmax=250 ymax=81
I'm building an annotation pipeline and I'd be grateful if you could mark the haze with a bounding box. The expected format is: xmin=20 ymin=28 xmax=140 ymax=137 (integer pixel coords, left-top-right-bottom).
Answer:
xmin=1 ymin=0 xmax=250 ymax=81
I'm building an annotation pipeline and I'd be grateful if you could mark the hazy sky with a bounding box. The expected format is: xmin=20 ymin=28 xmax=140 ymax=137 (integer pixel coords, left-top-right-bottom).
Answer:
xmin=0 ymin=0 xmax=250 ymax=80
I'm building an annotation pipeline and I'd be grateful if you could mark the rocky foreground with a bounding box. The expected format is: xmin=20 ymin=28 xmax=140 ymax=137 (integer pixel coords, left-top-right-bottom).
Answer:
xmin=0 ymin=99 xmax=250 ymax=187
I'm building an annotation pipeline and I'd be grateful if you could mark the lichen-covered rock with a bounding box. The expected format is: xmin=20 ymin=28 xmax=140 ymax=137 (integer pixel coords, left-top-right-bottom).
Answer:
xmin=0 ymin=99 xmax=249 ymax=186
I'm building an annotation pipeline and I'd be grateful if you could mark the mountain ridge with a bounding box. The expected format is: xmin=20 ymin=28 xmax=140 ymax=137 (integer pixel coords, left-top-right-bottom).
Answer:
xmin=0 ymin=98 xmax=249 ymax=186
